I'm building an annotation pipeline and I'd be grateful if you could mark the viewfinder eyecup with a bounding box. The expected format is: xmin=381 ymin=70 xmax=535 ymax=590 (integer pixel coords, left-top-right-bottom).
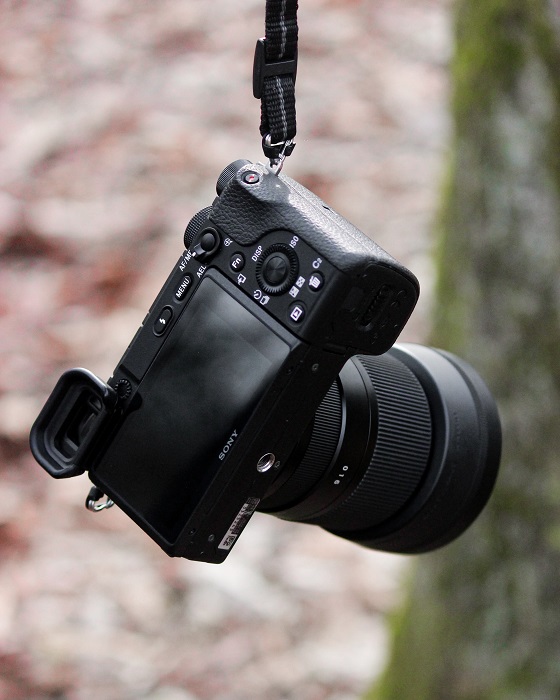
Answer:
xmin=30 ymin=369 xmax=117 ymax=479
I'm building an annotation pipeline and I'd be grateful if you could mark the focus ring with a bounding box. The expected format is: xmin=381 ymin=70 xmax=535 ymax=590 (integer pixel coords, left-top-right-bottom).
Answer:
xmin=317 ymin=353 xmax=432 ymax=532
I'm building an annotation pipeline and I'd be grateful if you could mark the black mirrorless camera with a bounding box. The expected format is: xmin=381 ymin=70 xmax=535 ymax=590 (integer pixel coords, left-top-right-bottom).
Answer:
xmin=30 ymin=160 xmax=501 ymax=563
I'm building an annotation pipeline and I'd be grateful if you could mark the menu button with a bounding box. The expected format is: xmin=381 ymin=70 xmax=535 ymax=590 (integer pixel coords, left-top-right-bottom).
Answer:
xmin=175 ymin=274 xmax=193 ymax=301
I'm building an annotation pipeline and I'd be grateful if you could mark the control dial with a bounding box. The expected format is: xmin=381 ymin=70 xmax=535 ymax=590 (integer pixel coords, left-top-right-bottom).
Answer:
xmin=184 ymin=206 xmax=213 ymax=249
xmin=256 ymin=243 xmax=299 ymax=295
xmin=216 ymin=159 xmax=252 ymax=195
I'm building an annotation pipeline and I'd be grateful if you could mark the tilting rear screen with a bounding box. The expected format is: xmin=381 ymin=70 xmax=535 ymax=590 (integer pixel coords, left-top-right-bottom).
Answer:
xmin=94 ymin=276 xmax=290 ymax=541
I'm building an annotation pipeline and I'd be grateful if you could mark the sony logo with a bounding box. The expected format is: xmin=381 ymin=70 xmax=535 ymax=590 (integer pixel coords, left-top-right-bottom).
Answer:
xmin=219 ymin=430 xmax=238 ymax=461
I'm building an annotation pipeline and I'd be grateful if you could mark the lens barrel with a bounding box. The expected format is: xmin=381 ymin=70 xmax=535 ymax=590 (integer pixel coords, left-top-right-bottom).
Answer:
xmin=260 ymin=344 xmax=501 ymax=554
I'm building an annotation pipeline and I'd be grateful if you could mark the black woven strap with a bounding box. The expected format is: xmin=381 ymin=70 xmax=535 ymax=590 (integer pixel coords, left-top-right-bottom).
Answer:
xmin=253 ymin=0 xmax=298 ymax=165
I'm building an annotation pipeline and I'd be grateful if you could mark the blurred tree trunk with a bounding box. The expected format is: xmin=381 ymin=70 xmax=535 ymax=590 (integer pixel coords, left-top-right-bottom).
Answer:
xmin=366 ymin=1 xmax=560 ymax=699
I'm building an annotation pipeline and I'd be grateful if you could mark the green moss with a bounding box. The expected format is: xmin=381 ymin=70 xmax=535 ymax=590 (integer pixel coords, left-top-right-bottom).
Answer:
xmin=532 ymin=8 xmax=560 ymax=193
xmin=367 ymin=538 xmax=506 ymax=699
xmin=364 ymin=558 xmax=460 ymax=700
xmin=431 ymin=0 xmax=560 ymax=353
xmin=450 ymin=0 xmax=560 ymax=193
xmin=364 ymin=2 xmax=560 ymax=700
xmin=452 ymin=0 xmax=528 ymax=127
xmin=430 ymin=151 xmax=469 ymax=351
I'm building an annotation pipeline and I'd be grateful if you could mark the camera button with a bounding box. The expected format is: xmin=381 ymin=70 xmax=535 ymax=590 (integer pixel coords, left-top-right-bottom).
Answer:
xmin=288 ymin=302 xmax=306 ymax=324
xmin=230 ymin=253 xmax=245 ymax=272
xmin=153 ymin=306 xmax=173 ymax=336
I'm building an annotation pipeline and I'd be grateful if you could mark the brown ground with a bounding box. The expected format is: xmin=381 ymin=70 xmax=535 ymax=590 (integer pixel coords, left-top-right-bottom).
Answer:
xmin=0 ymin=1 xmax=450 ymax=698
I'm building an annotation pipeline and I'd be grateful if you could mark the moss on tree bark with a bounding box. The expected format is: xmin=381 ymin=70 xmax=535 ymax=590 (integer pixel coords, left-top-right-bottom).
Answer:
xmin=366 ymin=1 xmax=560 ymax=699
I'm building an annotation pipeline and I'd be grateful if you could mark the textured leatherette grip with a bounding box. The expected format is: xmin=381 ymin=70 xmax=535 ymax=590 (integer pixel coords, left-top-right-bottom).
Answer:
xmin=210 ymin=162 xmax=419 ymax=288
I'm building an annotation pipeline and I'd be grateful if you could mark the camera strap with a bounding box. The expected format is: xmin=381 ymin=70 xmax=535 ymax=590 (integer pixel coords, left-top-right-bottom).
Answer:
xmin=253 ymin=0 xmax=298 ymax=172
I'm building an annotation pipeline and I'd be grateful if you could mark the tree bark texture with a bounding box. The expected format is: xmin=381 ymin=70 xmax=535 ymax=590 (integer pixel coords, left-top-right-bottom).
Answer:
xmin=367 ymin=1 xmax=560 ymax=699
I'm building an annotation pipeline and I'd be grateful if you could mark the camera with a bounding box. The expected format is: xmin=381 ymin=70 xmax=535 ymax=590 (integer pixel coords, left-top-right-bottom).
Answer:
xmin=30 ymin=160 xmax=501 ymax=563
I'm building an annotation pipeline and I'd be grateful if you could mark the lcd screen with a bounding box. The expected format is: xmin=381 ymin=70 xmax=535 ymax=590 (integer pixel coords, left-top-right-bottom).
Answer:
xmin=94 ymin=276 xmax=290 ymax=540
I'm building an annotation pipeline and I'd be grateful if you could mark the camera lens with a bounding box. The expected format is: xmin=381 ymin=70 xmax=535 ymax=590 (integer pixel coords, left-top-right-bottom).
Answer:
xmin=259 ymin=344 xmax=501 ymax=554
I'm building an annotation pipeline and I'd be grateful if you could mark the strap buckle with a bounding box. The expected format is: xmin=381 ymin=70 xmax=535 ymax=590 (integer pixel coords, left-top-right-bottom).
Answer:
xmin=262 ymin=134 xmax=296 ymax=174
xmin=253 ymin=38 xmax=298 ymax=99
xmin=86 ymin=485 xmax=115 ymax=512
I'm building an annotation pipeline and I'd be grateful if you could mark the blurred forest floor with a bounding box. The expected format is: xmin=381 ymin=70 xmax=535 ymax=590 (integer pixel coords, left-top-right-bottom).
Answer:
xmin=0 ymin=1 xmax=450 ymax=699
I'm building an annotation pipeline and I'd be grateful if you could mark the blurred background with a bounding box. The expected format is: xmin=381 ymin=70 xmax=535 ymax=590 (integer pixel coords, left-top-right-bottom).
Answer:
xmin=0 ymin=1 xmax=451 ymax=699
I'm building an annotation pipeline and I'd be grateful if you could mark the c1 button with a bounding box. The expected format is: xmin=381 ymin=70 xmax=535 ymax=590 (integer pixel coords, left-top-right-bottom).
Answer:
xmin=153 ymin=306 xmax=173 ymax=336
xmin=288 ymin=302 xmax=306 ymax=324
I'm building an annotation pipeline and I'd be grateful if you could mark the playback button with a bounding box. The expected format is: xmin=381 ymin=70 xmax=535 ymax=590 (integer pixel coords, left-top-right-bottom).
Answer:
xmin=153 ymin=306 xmax=173 ymax=336
xmin=288 ymin=302 xmax=306 ymax=324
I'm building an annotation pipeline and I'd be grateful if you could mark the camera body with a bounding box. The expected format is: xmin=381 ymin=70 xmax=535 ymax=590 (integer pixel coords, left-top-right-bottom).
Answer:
xmin=31 ymin=160 xmax=419 ymax=563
